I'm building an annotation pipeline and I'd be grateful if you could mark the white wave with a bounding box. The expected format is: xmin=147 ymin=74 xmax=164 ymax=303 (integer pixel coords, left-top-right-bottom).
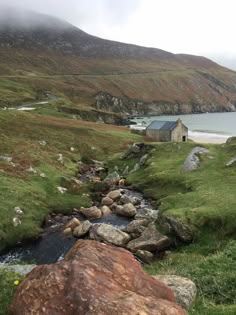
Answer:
xmin=189 ymin=130 xmax=230 ymax=139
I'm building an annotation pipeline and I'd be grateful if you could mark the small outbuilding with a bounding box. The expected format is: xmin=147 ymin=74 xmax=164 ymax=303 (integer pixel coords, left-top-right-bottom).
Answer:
xmin=146 ymin=119 xmax=188 ymax=142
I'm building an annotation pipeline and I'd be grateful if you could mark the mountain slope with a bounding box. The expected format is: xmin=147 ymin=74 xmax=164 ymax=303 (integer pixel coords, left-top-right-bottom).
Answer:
xmin=1 ymin=6 xmax=236 ymax=116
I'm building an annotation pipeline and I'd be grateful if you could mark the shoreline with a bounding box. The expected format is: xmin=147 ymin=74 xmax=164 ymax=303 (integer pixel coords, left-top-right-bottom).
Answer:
xmin=188 ymin=131 xmax=230 ymax=144
xmin=129 ymin=125 xmax=231 ymax=144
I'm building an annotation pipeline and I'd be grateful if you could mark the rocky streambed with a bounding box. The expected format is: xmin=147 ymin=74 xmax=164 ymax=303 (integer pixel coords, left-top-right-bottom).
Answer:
xmin=0 ymin=144 xmax=193 ymax=266
xmin=0 ymin=185 xmax=156 ymax=264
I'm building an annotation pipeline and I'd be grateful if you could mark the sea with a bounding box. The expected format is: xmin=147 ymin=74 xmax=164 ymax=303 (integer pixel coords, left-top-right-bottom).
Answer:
xmin=131 ymin=112 xmax=236 ymax=140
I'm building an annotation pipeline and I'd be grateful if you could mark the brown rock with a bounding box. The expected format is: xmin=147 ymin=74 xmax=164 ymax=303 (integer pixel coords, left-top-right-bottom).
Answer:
xmin=135 ymin=250 xmax=154 ymax=264
xmin=101 ymin=196 xmax=113 ymax=206
xmin=107 ymin=190 xmax=121 ymax=201
xmin=10 ymin=240 xmax=186 ymax=315
xmin=127 ymin=223 xmax=170 ymax=253
xmin=114 ymin=203 xmax=137 ymax=217
xmin=123 ymin=219 xmax=149 ymax=238
xmin=73 ymin=220 xmax=92 ymax=238
xmin=101 ymin=205 xmax=112 ymax=216
xmin=65 ymin=217 xmax=80 ymax=230
xmin=79 ymin=206 xmax=102 ymax=219
xmin=120 ymin=194 xmax=132 ymax=204
xmin=63 ymin=227 xmax=72 ymax=236
xmin=89 ymin=224 xmax=131 ymax=247
xmin=153 ymin=275 xmax=197 ymax=310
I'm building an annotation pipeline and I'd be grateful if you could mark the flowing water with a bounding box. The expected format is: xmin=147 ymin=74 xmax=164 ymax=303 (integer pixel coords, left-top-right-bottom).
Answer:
xmin=0 ymin=189 xmax=153 ymax=265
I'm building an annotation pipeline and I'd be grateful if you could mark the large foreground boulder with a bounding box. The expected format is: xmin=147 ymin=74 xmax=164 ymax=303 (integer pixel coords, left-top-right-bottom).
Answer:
xmin=10 ymin=240 xmax=186 ymax=315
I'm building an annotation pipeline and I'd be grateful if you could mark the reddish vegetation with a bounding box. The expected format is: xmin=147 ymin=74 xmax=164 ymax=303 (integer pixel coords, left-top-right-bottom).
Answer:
xmin=10 ymin=240 xmax=187 ymax=315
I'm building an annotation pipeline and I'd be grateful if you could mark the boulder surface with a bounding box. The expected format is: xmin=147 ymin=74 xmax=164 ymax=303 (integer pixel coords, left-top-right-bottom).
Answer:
xmin=10 ymin=240 xmax=187 ymax=315
xmin=153 ymin=275 xmax=197 ymax=310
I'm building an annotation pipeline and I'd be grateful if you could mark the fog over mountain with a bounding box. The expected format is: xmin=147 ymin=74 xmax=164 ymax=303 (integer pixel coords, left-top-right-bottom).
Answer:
xmin=0 ymin=0 xmax=236 ymax=70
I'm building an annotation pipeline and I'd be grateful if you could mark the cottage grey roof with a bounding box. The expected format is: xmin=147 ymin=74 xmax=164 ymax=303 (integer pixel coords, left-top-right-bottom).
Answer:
xmin=146 ymin=120 xmax=177 ymax=131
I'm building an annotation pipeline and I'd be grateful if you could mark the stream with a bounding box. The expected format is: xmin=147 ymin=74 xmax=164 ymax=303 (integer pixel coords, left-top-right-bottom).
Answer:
xmin=0 ymin=189 xmax=154 ymax=265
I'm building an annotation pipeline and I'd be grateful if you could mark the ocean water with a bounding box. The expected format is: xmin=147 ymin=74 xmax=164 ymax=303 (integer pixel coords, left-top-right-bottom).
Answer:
xmin=133 ymin=112 xmax=236 ymax=138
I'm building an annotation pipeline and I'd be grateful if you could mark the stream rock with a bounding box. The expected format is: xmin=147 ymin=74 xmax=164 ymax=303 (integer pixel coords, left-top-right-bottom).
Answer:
xmin=65 ymin=218 xmax=81 ymax=230
xmin=104 ymin=171 xmax=120 ymax=185
xmin=120 ymin=194 xmax=132 ymax=204
xmin=114 ymin=203 xmax=137 ymax=217
xmin=153 ymin=275 xmax=197 ymax=310
xmin=90 ymin=224 xmax=131 ymax=247
xmin=101 ymin=196 xmax=113 ymax=206
xmin=134 ymin=208 xmax=158 ymax=221
xmin=107 ymin=189 xmax=121 ymax=201
xmin=127 ymin=223 xmax=170 ymax=253
xmin=10 ymin=240 xmax=186 ymax=315
xmin=79 ymin=206 xmax=102 ymax=219
xmin=123 ymin=219 xmax=149 ymax=238
xmin=73 ymin=220 xmax=92 ymax=238
xmin=101 ymin=205 xmax=112 ymax=216
xmin=157 ymin=216 xmax=193 ymax=244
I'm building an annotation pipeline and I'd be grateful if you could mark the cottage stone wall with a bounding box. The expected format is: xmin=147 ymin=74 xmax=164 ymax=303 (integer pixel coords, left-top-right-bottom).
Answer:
xmin=171 ymin=123 xmax=188 ymax=142
xmin=146 ymin=129 xmax=171 ymax=142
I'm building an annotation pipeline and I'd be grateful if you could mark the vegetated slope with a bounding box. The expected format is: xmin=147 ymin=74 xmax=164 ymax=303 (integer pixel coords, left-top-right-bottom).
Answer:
xmin=112 ymin=140 xmax=236 ymax=314
xmin=1 ymin=6 xmax=236 ymax=115
xmin=0 ymin=110 xmax=143 ymax=250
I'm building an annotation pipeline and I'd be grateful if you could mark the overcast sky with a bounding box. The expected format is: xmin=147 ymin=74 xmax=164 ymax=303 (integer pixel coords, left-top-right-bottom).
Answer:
xmin=1 ymin=0 xmax=236 ymax=70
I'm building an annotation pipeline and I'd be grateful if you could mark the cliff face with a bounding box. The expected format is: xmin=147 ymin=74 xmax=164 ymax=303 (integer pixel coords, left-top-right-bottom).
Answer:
xmin=1 ymin=7 xmax=236 ymax=116
xmin=95 ymin=92 xmax=236 ymax=116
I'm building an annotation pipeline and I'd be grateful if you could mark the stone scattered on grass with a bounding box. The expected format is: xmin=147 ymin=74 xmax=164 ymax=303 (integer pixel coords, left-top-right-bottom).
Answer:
xmin=0 ymin=156 xmax=12 ymax=162
xmin=38 ymin=140 xmax=47 ymax=146
xmin=183 ymin=146 xmax=209 ymax=171
xmin=14 ymin=207 xmax=24 ymax=215
xmin=153 ymin=275 xmax=197 ymax=310
xmin=57 ymin=186 xmax=67 ymax=194
xmin=57 ymin=153 xmax=64 ymax=164
xmin=26 ymin=166 xmax=37 ymax=174
xmin=225 ymin=157 xmax=236 ymax=167
xmin=12 ymin=217 xmax=21 ymax=227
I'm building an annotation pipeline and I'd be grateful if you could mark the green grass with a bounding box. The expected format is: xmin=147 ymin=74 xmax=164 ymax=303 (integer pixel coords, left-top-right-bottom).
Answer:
xmin=0 ymin=110 xmax=143 ymax=249
xmin=0 ymin=270 xmax=23 ymax=315
xmin=128 ymin=141 xmax=236 ymax=236
xmin=115 ymin=140 xmax=236 ymax=314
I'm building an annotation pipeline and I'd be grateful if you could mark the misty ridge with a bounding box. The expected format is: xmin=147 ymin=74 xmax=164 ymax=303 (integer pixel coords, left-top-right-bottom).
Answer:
xmin=0 ymin=5 xmax=74 ymax=30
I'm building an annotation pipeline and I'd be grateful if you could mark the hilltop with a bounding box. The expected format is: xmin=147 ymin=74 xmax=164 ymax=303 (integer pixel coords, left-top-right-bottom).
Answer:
xmin=0 ymin=7 xmax=236 ymax=117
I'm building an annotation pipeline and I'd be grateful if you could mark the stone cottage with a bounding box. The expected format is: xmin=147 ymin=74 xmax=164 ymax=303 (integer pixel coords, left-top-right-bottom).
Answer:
xmin=146 ymin=119 xmax=188 ymax=142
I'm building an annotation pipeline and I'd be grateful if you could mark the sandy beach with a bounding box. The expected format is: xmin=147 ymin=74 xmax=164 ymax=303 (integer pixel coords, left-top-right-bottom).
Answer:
xmin=188 ymin=131 xmax=230 ymax=144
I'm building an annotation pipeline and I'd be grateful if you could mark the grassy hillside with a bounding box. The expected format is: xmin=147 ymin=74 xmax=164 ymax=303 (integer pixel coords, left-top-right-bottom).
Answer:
xmin=110 ymin=139 xmax=236 ymax=314
xmin=0 ymin=110 xmax=142 ymax=249
xmin=1 ymin=8 xmax=236 ymax=114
